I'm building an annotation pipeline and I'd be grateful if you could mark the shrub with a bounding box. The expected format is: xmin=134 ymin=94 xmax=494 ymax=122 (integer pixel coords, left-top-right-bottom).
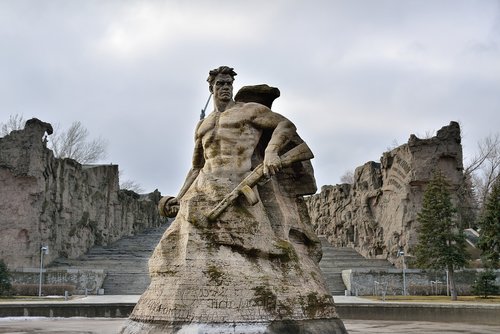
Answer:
xmin=471 ymin=270 xmax=499 ymax=298
xmin=0 ymin=260 xmax=12 ymax=296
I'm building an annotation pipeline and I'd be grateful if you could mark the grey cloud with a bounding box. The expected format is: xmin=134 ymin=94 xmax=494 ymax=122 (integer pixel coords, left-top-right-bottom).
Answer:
xmin=1 ymin=0 xmax=499 ymax=195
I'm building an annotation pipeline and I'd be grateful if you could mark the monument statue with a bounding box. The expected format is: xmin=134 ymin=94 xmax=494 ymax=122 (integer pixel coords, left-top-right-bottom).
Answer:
xmin=121 ymin=66 xmax=347 ymax=333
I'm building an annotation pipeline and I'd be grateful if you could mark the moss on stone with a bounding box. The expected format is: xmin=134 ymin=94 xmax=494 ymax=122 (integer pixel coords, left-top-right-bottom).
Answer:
xmin=273 ymin=239 xmax=298 ymax=262
xmin=160 ymin=270 xmax=177 ymax=276
xmin=232 ymin=203 xmax=254 ymax=219
xmin=298 ymin=292 xmax=333 ymax=318
xmin=205 ymin=265 xmax=225 ymax=286
xmin=252 ymin=285 xmax=277 ymax=313
xmin=276 ymin=298 xmax=294 ymax=318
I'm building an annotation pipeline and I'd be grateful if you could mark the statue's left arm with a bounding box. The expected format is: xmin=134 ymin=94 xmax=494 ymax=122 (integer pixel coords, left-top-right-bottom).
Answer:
xmin=250 ymin=105 xmax=297 ymax=176
xmin=158 ymin=122 xmax=205 ymax=218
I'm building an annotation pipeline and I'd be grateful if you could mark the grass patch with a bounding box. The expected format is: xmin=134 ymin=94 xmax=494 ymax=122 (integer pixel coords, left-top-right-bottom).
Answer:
xmin=362 ymin=295 xmax=500 ymax=303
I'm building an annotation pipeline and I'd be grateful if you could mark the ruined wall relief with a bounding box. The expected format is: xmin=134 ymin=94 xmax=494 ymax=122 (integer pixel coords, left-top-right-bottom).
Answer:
xmin=307 ymin=122 xmax=464 ymax=267
xmin=0 ymin=118 xmax=165 ymax=268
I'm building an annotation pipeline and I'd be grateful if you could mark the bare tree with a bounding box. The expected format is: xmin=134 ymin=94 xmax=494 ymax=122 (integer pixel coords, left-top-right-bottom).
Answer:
xmin=456 ymin=172 xmax=478 ymax=229
xmin=119 ymin=169 xmax=144 ymax=193
xmin=49 ymin=121 xmax=107 ymax=164
xmin=0 ymin=114 xmax=25 ymax=136
xmin=120 ymin=180 xmax=145 ymax=193
xmin=386 ymin=139 xmax=400 ymax=151
xmin=465 ymin=133 xmax=500 ymax=207
xmin=1 ymin=114 xmax=107 ymax=164
xmin=416 ymin=129 xmax=436 ymax=139
xmin=340 ymin=169 xmax=354 ymax=184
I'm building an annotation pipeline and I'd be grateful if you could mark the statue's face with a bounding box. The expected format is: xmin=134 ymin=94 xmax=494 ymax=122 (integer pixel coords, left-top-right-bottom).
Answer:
xmin=213 ymin=74 xmax=233 ymax=102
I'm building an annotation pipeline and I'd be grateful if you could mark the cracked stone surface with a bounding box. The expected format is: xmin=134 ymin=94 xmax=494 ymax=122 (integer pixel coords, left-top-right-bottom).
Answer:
xmin=307 ymin=122 xmax=464 ymax=267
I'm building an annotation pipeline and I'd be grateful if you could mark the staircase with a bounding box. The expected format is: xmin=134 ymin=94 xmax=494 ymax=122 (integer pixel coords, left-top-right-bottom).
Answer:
xmin=49 ymin=224 xmax=169 ymax=295
xmin=319 ymin=237 xmax=393 ymax=295
xmin=50 ymin=228 xmax=392 ymax=295
xmin=464 ymin=228 xmax=481 ymax=260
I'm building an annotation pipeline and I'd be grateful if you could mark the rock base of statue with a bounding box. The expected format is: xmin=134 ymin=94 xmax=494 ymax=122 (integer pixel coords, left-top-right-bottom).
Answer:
xmin=119 ymin=212 xmax=347 ymax=334
xmin=121 ymin=318 xmax=347 ymax=334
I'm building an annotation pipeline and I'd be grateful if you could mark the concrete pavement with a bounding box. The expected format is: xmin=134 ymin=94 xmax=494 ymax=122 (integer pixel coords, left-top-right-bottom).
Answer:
xmin=1 ymin=294 xmax=373 ymax=304
xmin=1 ymin=294 xmax=499 ymax=333
xmin=0 ymin=317 xmax=500 ymax=334
xmin=3 ymin=294 xmax=495 ymax=305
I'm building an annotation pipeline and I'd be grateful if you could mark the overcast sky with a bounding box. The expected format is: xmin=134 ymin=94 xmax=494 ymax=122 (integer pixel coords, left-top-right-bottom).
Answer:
xmin=1 ymin=0 xmax=499 ymax=195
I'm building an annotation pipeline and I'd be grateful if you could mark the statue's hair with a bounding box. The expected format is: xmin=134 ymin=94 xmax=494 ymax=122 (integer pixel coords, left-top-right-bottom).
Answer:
xmin=207 ymin=66 xmax=237 ymax=87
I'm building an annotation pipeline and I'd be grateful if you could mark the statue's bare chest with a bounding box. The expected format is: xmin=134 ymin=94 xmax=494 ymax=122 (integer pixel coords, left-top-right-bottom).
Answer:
xmin=197 ymin=109 xmax=260 ymax=143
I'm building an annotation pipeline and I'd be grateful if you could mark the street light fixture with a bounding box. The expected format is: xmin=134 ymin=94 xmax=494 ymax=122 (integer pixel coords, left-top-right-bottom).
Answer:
xmin=397 ymin=248 xmax=407 ymax=296
xmin=38 ymin=245 xmax=49 ymax=297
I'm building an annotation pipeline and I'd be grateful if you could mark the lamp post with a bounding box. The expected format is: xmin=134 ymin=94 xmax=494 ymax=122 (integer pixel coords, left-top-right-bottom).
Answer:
xmin=38 ymin=245 xmax=49 ymax=297
xmin=397 ymin=248 xmax=407 ymax=296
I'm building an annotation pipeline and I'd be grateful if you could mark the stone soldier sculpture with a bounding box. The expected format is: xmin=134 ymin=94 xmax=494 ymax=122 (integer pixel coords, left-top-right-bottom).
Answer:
xmin=121 ymin=66 xmax=347 ymax=333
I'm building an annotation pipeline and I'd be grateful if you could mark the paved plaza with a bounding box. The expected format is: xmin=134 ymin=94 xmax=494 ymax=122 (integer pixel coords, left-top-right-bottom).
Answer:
xmin=1 ymin=295 xmax=499 ymax=333
xmin=1 ymin=317 xmax=500 ymax=334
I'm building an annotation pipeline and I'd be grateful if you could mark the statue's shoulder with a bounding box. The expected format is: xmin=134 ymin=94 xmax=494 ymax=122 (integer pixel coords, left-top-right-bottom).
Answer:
xmin=224 ymin=102 xmax=270 ymax=120
xmin=239 ymin=101 xmax=271 ymax=115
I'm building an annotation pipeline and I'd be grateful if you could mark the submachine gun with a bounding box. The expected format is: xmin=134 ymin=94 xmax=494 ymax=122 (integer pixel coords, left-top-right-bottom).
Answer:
xmin=207 ymin=142 xmax=314 ymax=221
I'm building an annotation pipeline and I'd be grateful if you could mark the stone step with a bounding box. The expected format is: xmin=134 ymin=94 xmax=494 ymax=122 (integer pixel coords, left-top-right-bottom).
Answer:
xmin=49 ymin=223 xmax=170 ymax=294
xmin=51 ymin=257 xmax=151 ymax=265
xmin=323 ymin=275 xmax=344 ymax=284
xmin=319 ymin=237 xmax=393 ymax=296
xmin=101 ymin=273 xmax=151 ymax=295
xmin=321 ymin=261 xmax=392 ymax=268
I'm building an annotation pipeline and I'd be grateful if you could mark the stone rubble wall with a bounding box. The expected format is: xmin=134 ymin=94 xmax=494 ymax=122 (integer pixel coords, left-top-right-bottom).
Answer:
xmin=307 ymin=122 xmax=464 ymax=267
xmin=10 ymin=268 xmax=105 ymax=294
xmin=342 ymin=268 xmax=500 ymax=296
xmin=0 ymin=118 xmax=165 ymax=269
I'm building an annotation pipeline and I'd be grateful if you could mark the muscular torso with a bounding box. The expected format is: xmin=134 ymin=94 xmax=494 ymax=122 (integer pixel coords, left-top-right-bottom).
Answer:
xmin=197 ymin=102 xmax=263 ymax=181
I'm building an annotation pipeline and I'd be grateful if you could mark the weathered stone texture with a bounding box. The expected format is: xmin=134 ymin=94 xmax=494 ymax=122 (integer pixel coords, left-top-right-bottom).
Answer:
xmin=307 ymin=122 xmax=464 ymax=266
xmin=0 ymin=118 xmax=165 ymax=268
xmin=122 ymin=69 xmax=346 ymax=333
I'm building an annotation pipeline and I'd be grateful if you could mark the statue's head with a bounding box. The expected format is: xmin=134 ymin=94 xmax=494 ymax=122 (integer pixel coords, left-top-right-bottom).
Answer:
xmin=207 ymin=66 xmax=237 ymax=94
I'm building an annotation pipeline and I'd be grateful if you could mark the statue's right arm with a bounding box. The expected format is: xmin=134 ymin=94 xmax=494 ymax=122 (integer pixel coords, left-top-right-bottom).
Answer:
xmin=176 ymin=138 xmax=204 ymax=200
xmin=159 ymin=128 xmax=205 ymax=218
